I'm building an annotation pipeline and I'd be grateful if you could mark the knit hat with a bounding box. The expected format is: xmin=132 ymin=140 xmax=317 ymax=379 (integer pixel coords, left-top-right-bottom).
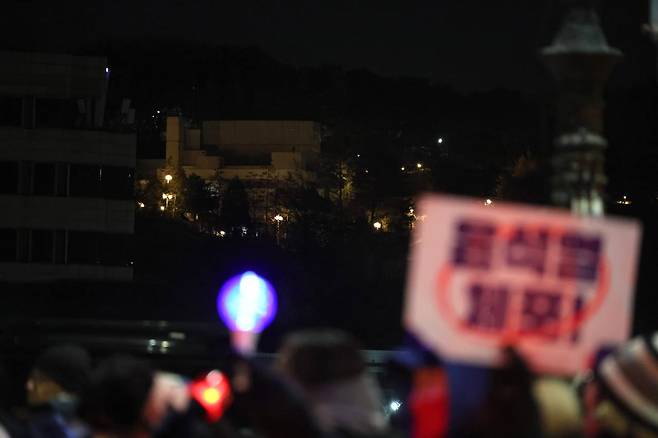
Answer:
xmin=34 ymin=344 xmax=92 ymax=396
xmin=595 ymin=333 xmax=658 ymax=433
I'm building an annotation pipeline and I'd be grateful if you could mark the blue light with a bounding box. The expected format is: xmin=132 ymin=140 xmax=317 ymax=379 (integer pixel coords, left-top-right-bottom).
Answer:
xmin=217 ymin=271 xmax=277 ymax=333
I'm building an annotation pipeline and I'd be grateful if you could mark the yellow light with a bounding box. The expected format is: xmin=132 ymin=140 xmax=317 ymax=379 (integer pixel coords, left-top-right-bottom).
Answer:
xmin=401 ymin=166 xmax=405 ymax=171
xmin=416 ymin=163 xmax=422 ymax=169
xmin=160 ymin=206 xmax=165 ymax=211
xmin=219 ymin=230 xmax=226 ymax=237
xmin=202 ymin=387 xmax=221 ymax=405
xmin=484 ymin=199 xmax=493 ymax=206
xmin=373 ymin=221 xmax=382 ymax=230
xmin=137 ymin=202 xmax=145 ymax=208
xmin=165 ymin=174 xmax=173 ymax=183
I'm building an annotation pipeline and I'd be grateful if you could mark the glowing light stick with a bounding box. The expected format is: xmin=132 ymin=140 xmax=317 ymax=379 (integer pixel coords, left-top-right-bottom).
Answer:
xmin=217 ymin=271 xmax=277 ymax=354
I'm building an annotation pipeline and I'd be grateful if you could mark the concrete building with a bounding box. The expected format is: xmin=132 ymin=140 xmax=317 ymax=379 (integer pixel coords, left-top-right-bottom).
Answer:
xmin=0 ymin=51 xmax=136 ymax=282
xmin=139 ymin=116 xmax=321 ymax=222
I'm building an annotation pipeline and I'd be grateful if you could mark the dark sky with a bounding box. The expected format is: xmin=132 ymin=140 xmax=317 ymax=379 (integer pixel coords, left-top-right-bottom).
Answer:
xmin=2 ymin=0 xmax=653 ymax=91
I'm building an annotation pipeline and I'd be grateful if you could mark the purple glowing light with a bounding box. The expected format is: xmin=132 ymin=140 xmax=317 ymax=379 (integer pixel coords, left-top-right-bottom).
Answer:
xmin=217 ymin=271 xmax=277 ymax=333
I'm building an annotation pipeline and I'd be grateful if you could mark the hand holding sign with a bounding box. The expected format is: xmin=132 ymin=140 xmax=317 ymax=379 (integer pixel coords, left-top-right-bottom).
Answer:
xmin=217 ymin=271 xmax=277 ymax=355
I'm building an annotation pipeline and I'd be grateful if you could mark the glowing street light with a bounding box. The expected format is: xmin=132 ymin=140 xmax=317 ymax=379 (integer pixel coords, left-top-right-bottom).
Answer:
xmin=137 ymin=202 xmax=145 ymax=208
xmin=162 ymin=193 xmax=174 ymax=208
xmin=373 ymin=221 xmax=382 ymax=230
xmin=484 ymin=199 xmax=493 ymax=206
xmin=401 ymin=166 xmax=405 ymax=171
xmin=165 ymin=174 xmax=173 ymax=184
xmin=437 ymin=137 xmax=444 ymax=144
xmin=616 ymin=195 xmax=631 ymax=205
xmin=416 ymin=162 xmax=422 ymax=169
xmin=273 ymin=214 xmax=284 ymax=244
xmin=389 ymin=400 xmax=402 ymax=412
xmin=160 ymin=206 xmax=165 ymax=211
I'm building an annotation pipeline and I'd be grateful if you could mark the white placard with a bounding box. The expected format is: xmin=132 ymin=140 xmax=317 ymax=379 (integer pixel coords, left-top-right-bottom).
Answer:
xmin=404 ymin=195 xmax=642 ymax=375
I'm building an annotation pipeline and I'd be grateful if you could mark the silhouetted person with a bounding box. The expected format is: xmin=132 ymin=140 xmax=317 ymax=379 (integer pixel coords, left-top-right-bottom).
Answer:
xmin=581 ymin=335 xmax=658 ymax=438
xmin=276 ymin=329 xmax=392 ymax=438
xmin=25 ymin=344 xmax=92 ymax=437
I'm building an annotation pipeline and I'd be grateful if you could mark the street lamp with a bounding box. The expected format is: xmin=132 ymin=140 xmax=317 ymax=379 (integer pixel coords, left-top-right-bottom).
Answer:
xmin=165 ymin=174 xmax=173 ymax=184
xmin=273 ymin=214 xmax=284 ymax=244
xmin=373 ymin=221 xmax=382 ymax=230
xmin=416 ymin=163 xmax=422 ymax=169
xmin=162 ymin=193 xmax=174 ymax=208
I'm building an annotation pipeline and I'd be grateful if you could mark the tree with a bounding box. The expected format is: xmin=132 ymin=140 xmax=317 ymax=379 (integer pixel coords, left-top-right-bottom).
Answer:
xmin=160 ymin=158 xmax=187 ymax=215
xmin=183 ymin=174 xmax=218 ymax=230
xmin=220 ymin=177 xmax=251 ymax=232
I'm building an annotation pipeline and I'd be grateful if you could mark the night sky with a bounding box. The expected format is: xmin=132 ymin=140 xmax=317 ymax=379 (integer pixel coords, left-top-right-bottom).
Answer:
xmin=2 ymin=0 xmax=654 ymax=91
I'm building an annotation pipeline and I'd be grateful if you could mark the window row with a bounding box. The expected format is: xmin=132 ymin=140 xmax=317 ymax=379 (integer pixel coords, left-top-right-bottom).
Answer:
xmin=0 ymin=161 xmax=134 ymax=199
xmin=0 ymin=229 xmax=133 ymax=267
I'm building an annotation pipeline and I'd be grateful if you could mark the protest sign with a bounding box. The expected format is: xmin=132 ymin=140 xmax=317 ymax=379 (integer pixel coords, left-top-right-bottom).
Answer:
xmin=404 ymin=195 xmax=642 ymax=374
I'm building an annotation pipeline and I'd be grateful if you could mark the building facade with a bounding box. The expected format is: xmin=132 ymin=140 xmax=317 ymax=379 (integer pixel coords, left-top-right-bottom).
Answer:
xmin=139 ymin=116 xmax=321 ymax=222
xmin=0 ymin=51 xmax=136 ymax=282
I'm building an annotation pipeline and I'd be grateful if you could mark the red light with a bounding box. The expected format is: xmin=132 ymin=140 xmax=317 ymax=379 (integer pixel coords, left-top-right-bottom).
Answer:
xmin=190 ymin=370 xmax=232 ymax=422
xmin=202 ymin=387 xmax=221 ymax=404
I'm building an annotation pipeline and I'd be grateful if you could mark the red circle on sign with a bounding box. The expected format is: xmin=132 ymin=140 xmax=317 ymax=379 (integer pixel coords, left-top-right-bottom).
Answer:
xmin=435 ymin=259 xmax=610 ymax=345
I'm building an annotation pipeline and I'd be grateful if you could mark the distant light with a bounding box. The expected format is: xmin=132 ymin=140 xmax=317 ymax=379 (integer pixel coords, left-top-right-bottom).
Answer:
xmin=160 ymin=206 xmax=165 ymax=211
xmin=365 ymin=169 xmax=369 ymax=174
xmin=357 ymin=154 xmax=361 ymax=158
xmin=217 ymin=271 xmax=277 ymax=333
xmin=616 ymin=195 xmax=631 ymax=205
xmin=373 ymin=221 xmax=382 ymax=230
xmin=156 ymin=110 xmax=161 ymax=114
xmin=164 ymin=174 xmax=173 ymax=183
xmin=438 ymin=137 xmax=443 ymax=144
xmin=416 ymin=163 xmax=422 ymax=169
xmin=274 ymin=214 xmax=284 ymax=222
xmin=137 ymin=202 xmax=145 ymax=208
xmin=105 ymin=67 xmax=109 ymax=74
xmin=389 ymin=400 xmax=402 ymax=412
xmin=219 ymin=230 xmax=226 ymax=237
xmin=484 ymin=199 xmax=493 ymax=206
xmin=409 ymin=207 xmax=414 ymax=214
xmin=401 ymin=166 xmax=405 ymax=171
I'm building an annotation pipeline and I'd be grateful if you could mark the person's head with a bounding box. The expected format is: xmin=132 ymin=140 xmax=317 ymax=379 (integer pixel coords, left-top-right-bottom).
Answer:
xmin=277 ymin=329 xmax=365 ymax=387
xmin=583 ymin=334 xmax=658 ymax=438
xmin=459 ymin=348 xmax=542 ymax=438
xmin=81 ymin=355 xmax=154 ymax=436
xmin=276 ymin=329 xmax=388 ymax=435
xmin=26 ymin=344 xmax=91 ymax=406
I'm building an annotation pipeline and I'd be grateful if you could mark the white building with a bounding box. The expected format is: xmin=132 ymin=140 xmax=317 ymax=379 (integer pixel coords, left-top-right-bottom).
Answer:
xmin=139 ymin=116 xmax=321 ymax=222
